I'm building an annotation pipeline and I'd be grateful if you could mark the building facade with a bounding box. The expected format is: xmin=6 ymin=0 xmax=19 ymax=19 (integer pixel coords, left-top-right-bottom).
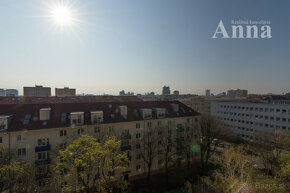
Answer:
xmin=179 ymin=96 xmax=212 ymax=114
xmin=55 ymin=87 xmax=76 ymax=97
xmin=0 ymin=89 xmax=5 ymax=96
xmin=227 ymin=89 xmax=248 ymax=98
xmin=0 ymin=89 xmax=19 ymax=96
xmin=0 ymin=101 xmax=199 ymax=190
xmin=211 ymin=101 xmax=290 ymax=141
xmin=205 ymin=89 xmax=210 ymax=97
xmin=24 ymin=85 xmax=51 ymax=97
xmin=5 ymin=89 xmax=18 ymax=96
xmin=162 ymin=86 xmax=170 ymax=95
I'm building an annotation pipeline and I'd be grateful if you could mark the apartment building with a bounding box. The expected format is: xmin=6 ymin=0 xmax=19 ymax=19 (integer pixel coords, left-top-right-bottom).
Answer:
xmin=24 ymin=85 xmax=51 ymax=97
xmin=55 ymin=87 xmax=76 ymax=97
xmin=179 ymin=96 xmax=212 ymax=114
xmin=0 ymin=89 xmax=19 ymax=96
xmin=0 ymin=89 xmax=5 ymax=96
xmin=0 ymin=101 xmax=199 ymax=190
xmin=211 ymin=100 xmax=290 ymax=141
xmin=227 ymin=89 xmax=248 ymax=98
xmin=0 ymin=96 xmax=143 ymax=104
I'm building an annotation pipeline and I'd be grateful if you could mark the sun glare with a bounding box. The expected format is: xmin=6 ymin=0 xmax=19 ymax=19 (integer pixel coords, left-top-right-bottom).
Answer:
xmin=44 ymin=0 xmax=82 ymax=35
xmin=52 ymin=6 xmax=72 ymax=25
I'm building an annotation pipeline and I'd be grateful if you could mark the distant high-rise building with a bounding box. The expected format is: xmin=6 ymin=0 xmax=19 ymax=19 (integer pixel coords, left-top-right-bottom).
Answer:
xmin=173 ymin=90 xmax=179 ymax=95
xmin=119 ymin=90 xmax=134 ymax=96
xmin=162 ymin=86 xmax=170 ymax=95
xmin=205 ymin=89 xmax=210 ymax=97
xmin=217 ymin=92 xmax=226 ymax=97
xmin=55 ymin=87 xmax=76 ymax=97
xmin=24 ymin=85 xmax=51 ymax=97
xmin=227 ymin=89 xmax=248 ymax=98
xmin=0 ymin=89 xmax=5 ymax=96
xmin=5 ymin=89 xmax=18 ymax=96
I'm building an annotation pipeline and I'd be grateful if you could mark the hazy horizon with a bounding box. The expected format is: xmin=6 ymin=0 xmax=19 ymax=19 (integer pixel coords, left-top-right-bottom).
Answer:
xmin=1 ymin=0 xmax=290 ymax=96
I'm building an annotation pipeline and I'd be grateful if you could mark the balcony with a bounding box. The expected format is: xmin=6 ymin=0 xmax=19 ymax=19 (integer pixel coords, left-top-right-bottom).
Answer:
xmin=35 ymin=144 xmax=51 ymax=152
xmin=176 ymin=126 xmax=185 ymax=132
xmin=35 ymin=159 xmax=51 ymax=165
xmin=121 ymin=145 xmax=131 ymax=151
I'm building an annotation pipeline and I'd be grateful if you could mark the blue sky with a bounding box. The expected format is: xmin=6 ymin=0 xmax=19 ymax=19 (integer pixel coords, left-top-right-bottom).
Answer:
xmin=0 ymin=0 xmax=289 ymax=95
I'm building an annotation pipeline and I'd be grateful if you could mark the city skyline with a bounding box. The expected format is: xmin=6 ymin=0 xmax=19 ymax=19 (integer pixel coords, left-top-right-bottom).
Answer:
xmin=1 ymin=0 xmax=290 ymax=95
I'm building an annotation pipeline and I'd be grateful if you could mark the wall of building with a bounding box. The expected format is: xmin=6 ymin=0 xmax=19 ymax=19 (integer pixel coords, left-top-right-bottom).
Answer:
xmin=0 ymin=116 xmax=199 ymax=182
xmin=211 ymin=101 xmax=290 ymax=141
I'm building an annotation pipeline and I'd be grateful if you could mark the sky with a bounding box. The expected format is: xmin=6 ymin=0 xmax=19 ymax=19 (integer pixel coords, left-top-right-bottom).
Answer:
xmin=0 ymin=0 xmax=289 ymax=95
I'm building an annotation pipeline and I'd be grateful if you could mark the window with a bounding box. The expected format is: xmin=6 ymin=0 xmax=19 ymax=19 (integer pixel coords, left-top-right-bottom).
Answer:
xmin=136 ymin=133 xmax=141 ymax=139
xmin=136 ymin=123 xmax=140 ymax=129
xmin=276 ymin=109 xmax=280 ymax=113
xmin=77 ymin=128 xmax=84 ymax=135
xmin=60 ymin=130 xmax=67 ymax=137
xmin=38 ymin=138 xmax=49 ymax=146
xmin=158 ymin=140 xmax=162 ymax=146
xmin=17 ymin=148 xmax=26 ymax=156
xmin=17 ymin=135 xmax=25 ymax=142
xmin=158 ymin=121 xmax=162 ymax=126
xmin=38 ymin=152 xmax=48 ymax=160
xmin=136 ymin=154 xmax=141 ymax=160
xmin=147 ymin=122 xmax=152 ymax=127
xmin=136 ymin=165 xmax=141 ymax=171
xmin=136 ymin=144 xmax=141 ymax=149
xmin=0 ymin=137 xmax=2 ymax=143
xmin=94 ymin=127 xmax=100 ymax=133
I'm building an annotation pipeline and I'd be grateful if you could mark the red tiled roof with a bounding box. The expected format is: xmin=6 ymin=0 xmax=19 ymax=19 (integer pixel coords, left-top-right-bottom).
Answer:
xmin=0 ymin=101 xmax=199 ymax=132
xmin=0 ymin=96 xmax=143 ymax=104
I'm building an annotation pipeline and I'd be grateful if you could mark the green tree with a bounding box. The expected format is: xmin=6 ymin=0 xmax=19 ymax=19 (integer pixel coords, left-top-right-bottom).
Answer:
xmin=197 ymin=114 xmax=221 ymax=169
xmin=201 ymin=145 xmax=253 ymax=193
xmin=0 ymin=147 xmax=38 ymax=193
xmin=54 ymin=135 xmax=129 ymax=193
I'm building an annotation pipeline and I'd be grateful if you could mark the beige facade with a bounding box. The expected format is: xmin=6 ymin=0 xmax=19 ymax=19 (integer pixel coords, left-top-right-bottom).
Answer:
xmin=0 ymin=101 xmax=199 ymax=190
xmin=23 ymin=85 xmax=51 ymax=97
xmin=179 ymin=96 xmax=211 ymax=114
xmin=55 ymin=87 xmax=76 ymax=97
xmin=0 ymin=116 xmax=199 ymax=190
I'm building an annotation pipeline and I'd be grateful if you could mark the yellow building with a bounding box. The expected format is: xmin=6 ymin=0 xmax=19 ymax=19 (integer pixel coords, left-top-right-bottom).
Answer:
xmin=0 ymin=101 xmax=199 ymax=190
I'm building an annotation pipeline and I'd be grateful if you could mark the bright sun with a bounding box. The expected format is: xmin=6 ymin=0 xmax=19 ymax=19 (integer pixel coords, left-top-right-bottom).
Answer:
xmin=45 ymin=0 xmax=81 ymax=33
xmin=52 ymin=6 xmax=72 ymax=25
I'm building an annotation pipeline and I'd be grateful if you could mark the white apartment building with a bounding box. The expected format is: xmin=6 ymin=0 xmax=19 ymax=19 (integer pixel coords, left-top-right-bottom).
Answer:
xmin=0 ymin=101 xmax=199 ymax=190
xmin=211 ymin=100 xmax=290 ymax=141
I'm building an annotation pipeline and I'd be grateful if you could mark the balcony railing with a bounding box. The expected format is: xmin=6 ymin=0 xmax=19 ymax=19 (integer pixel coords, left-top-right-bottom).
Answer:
xmin=121 ymin=145 xmax=131 ymax=151
xmin=35 ymin=144 xmax=51 ymax=152
xmin=35 ymin=159 xmax=51 ymax=165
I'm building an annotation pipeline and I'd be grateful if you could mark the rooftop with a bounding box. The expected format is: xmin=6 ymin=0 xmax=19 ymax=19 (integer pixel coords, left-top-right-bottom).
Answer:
xmin=0 ymin=101 xmax=199 ymax=132
xmin=0 ymin=96 xmax=143 ymax=104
